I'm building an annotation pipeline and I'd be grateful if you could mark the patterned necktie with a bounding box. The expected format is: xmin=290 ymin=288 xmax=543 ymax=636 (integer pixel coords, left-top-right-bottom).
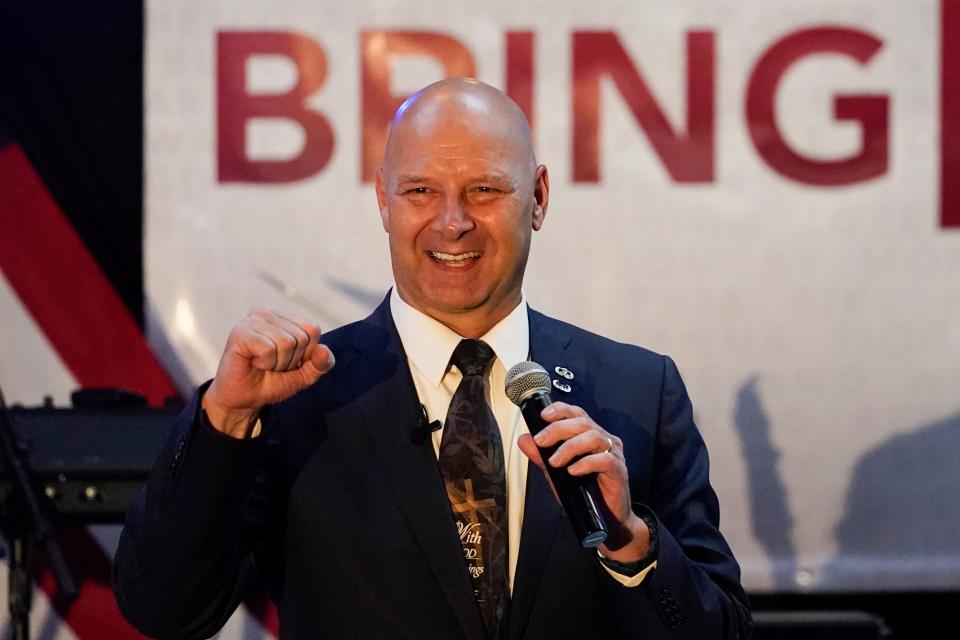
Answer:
xmin=438 ymin=339 xmax=509 ymax=640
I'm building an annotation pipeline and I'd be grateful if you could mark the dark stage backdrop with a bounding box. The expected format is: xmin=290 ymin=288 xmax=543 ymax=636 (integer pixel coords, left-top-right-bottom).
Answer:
xmin=0 ymin=0 xmax=144 ymax=322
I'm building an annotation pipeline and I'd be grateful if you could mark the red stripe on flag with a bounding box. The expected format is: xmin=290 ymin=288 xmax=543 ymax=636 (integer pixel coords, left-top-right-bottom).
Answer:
xmin=0 ymin=143 xmax=177 ymax=405
xmin=34 ymin=528 xmax=149 ymax=639
xmin=0 ymin=142 xmax=281 ymax=637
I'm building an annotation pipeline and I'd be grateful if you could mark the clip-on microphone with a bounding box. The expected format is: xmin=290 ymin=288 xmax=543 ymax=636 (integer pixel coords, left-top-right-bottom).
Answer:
xmin=410 ymin=404 xmax=442 ymax=444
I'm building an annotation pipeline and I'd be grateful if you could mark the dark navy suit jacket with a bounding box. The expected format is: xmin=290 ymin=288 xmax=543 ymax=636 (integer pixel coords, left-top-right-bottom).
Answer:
xmin=113 ymin=299 xmax=751 ymax=639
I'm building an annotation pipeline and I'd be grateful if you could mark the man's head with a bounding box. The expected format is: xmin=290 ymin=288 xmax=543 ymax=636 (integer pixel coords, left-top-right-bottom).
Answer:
xmin=376 ymin=77 xmax=549 ymax=338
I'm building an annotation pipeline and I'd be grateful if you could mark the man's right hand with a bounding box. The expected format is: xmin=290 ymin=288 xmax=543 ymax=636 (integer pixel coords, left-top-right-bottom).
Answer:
xmin=202 ymin=309 xmax=336 ymax=438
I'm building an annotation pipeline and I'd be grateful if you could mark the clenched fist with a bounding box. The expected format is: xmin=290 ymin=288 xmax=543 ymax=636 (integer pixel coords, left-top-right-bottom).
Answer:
xmin=202 ymin=309 xmax=335 ymax=438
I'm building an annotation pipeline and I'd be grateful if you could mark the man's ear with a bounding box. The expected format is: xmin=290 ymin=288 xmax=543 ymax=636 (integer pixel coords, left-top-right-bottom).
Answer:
xmin=375 ymin=167 xmax=390 ymax=232
xmin=531 ymin=164 xmax=549 ymax=231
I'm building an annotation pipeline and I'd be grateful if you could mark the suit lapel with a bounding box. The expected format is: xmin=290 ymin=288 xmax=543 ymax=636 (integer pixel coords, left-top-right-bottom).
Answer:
xmin=508 ymin=309 xmax=594 ymax=639
xmin=345 ymin=300 xmax=486 ymax=640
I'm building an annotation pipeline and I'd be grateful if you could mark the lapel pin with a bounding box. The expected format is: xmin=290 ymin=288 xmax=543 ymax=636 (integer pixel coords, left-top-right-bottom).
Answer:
xmin=554 ymin=366 xmax=574 ymax=380
xmin=552 ymin=379 xmax=572 ymax=393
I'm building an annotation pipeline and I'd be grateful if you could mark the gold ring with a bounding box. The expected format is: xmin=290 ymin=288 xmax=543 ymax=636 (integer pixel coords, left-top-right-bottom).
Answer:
xmin=604 ymin=436 xmax=614 ymax=454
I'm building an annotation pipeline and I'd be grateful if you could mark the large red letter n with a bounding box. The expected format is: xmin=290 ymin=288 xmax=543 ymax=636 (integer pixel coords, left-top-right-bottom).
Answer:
xmin=572 ymin=31 xmax=715 ymax=183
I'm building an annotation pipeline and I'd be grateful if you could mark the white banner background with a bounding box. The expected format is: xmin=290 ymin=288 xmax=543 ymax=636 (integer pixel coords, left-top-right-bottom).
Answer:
xmin=143 ymin=0 xmax=960 ymax=597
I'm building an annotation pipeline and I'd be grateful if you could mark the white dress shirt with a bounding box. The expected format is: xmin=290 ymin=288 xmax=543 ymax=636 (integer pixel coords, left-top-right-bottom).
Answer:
xmin=391 ymin=288 xmax=530 ymax=593
xmin=390 ymin=288 xmax=651 ymax=591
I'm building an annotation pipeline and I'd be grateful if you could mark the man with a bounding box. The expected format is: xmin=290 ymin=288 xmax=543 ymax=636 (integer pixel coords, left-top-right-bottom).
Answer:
xmin=114 ymin=78 xmax=751 ymax=639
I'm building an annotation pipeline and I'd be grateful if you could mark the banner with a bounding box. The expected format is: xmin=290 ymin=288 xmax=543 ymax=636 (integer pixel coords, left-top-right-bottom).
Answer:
xmin=143 ymin=0 xmax=960 ymax=600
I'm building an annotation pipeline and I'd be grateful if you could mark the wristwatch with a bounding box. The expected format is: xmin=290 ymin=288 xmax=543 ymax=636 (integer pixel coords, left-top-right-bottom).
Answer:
xmin=597 ymin=511 xmax=659 ymax=577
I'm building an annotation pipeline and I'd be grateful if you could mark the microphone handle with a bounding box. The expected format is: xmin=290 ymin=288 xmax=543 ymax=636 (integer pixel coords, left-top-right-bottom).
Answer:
xmin=520 ymin=392 xmax=608 ymax=548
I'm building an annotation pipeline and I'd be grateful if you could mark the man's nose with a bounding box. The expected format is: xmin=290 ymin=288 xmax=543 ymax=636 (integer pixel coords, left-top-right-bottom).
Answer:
xmin=432 ymin=196 xmax=475 ymax=239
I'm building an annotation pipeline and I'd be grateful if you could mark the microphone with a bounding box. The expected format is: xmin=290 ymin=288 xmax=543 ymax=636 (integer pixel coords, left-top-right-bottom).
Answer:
xmin=410 ymin=404 xmax=442 ymax=444
xmin=505 ymin=361 xmax=608 ymax=548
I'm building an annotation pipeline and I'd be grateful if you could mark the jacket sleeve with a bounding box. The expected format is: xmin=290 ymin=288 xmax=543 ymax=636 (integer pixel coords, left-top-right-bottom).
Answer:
xmin=112 ymin=384 xmax=285 ymax=639
xmin=602 ymin=355 xmax=753 ymax=640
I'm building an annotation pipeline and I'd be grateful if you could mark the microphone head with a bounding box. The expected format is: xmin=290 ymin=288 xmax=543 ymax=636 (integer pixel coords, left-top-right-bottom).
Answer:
xmin=504 ymin=361 xmax=551 ymax=406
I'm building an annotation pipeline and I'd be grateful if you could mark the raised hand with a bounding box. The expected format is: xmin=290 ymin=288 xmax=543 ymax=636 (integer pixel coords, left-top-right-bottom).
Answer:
xmin=517 ymin=401 xmax=651 ymax=563
xmin=202 ymin=309 xmax=335 ymax=438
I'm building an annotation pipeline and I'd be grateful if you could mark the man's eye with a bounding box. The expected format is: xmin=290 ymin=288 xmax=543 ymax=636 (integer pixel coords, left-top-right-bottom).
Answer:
xmin=402 ymin=187 xmax=432 ymax=197
xmin=475 ymin=186 xmax=497 ymax=193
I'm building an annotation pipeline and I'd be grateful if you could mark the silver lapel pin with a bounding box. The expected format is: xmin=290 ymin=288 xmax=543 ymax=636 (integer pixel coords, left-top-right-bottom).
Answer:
xmin=552 ymin=366 xmax=574 ymax=392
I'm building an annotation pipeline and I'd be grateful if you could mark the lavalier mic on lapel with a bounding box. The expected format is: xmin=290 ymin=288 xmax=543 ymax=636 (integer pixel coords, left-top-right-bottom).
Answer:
xmin=410 ymin=404 xmax=442 ymax=444
xmin=505 ymin=361 xmax=608 ymax=548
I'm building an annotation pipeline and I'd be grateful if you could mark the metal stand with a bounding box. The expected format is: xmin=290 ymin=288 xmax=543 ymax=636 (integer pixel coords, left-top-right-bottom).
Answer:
xmin=0 ymin=387 xmax=77 ymax=639
xmin=6 ymin=523 xmax=33 ymax=640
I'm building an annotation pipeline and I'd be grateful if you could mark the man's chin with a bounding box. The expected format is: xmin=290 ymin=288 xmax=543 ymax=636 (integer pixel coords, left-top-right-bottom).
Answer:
xmin=425 ymin=295 xmax=489 ymax=316
xmin=404 ymin=287 xmax=490 ymax=316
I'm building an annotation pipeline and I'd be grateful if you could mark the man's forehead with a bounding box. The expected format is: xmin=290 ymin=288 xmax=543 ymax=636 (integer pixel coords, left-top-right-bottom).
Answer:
xmin=384 ymin=122 xmax=530 ymax=179
xmin=383 ymin=143 xmax=528 ymax=183
xmin=394 ymin=163 xmax=520 ymax=186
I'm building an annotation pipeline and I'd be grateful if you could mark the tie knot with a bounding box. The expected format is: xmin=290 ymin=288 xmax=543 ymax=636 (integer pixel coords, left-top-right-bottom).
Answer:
xmin=450 ymin=339 xmax=495 ymax=377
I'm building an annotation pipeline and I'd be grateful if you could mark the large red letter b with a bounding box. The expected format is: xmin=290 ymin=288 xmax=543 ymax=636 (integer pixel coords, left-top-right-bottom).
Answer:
xmin=217 ymin=31 xmax=334 ymax=183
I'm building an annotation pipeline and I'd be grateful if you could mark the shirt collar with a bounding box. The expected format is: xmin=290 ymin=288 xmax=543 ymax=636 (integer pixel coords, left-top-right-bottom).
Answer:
xmin=390 ymin=287 xmax=530 ymax=386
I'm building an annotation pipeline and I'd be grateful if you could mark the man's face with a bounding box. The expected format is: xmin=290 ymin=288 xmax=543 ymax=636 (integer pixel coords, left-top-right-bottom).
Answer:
xmin=376 ymin=106 xmax=548 ymax=335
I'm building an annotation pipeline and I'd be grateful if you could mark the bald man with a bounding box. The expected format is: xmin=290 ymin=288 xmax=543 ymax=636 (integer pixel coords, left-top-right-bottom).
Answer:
xmin=114 ymin=79 xmax=751 ymax=640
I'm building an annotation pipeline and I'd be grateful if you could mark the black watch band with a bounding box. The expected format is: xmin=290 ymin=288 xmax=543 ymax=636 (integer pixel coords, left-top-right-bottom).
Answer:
xmin=598 ymin=512 xmax=659 ymax=577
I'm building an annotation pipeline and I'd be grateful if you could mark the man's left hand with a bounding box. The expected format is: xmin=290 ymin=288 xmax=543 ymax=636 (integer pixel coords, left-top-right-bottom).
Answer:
xmin=517 ymin=401 xmax=651 ymax=563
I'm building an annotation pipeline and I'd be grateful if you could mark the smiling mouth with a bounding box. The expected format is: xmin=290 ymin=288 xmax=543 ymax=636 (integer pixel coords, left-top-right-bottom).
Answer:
xmin=428 ymin=251 xmax=481 ymax=268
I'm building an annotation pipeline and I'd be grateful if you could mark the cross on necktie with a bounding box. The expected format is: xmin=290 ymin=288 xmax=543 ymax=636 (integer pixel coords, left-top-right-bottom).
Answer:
xmin=438 ymin=339 xmax=509 ymax=640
